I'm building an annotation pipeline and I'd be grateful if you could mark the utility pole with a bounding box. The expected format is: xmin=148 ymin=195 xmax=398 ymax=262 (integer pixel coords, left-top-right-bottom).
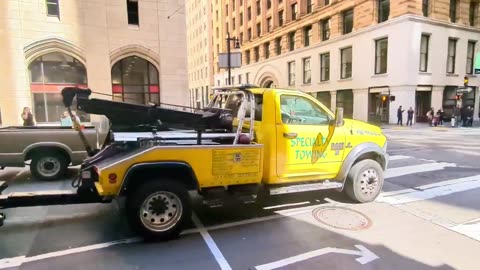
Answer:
xmin=225 ymin=32 xmax=240 ymax=85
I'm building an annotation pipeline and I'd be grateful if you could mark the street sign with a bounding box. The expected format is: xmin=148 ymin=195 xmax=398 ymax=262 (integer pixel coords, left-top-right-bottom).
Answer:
xmin=475 ymin=52 xmax=480 ymax=74
xmin=456 ymin=86 xmax=473 ymax=93
xmin=218 ymin=52 xmax=242 ymax=68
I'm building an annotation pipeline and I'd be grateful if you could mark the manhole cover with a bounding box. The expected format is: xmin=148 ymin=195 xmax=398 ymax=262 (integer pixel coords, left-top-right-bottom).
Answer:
xmin=312 ymin=206 xmax=371 ymax=230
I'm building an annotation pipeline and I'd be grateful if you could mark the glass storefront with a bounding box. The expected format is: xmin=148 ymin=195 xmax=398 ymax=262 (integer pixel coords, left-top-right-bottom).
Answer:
xmin=111 ymin=56 xmax=160 ymax=105
xmin=28 ymin=52 xmax=89 ymax=123
xmin=336 ymin=89 xmax=353 ymax=118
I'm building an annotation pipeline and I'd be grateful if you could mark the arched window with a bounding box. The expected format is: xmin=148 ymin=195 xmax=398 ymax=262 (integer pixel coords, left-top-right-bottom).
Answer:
xmin=111 ymin=56 xmax=160 ymax=105
xmin=28 ymin=52 xmax=88 ymax=123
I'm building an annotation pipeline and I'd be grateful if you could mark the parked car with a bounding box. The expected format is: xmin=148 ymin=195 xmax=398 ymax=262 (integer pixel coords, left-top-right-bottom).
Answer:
xmin=0 ymin=125 xmax=107 ymax=180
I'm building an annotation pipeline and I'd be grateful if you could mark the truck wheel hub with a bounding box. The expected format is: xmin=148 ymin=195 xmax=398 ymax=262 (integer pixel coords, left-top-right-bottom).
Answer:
xmin=37 ymin=157 xmax=60 ymax=177
xmin=140 ymin=191 xmax=182 ymax=232
xmin=360 ymin=168 xmax=378 ymax=194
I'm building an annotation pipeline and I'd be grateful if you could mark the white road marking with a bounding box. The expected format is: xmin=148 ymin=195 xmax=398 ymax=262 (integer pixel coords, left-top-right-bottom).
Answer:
xmin=377 ymin=176 xmax=480 ymax=205
xmin=385 ymin=162 xmax=456 ymax=178
xmin=192 ymin=213 xmax=232 ymax=270
xmin=263 ymin=201 xmax=310 ymax=210
xmin=0 ymin=238 xmax=142 ymax=269
xmin=254 ymin=245 xmax=379 ymax=269
xmin=451 ymin=218 xmax=480 ymax=241
xmin=388 ymin=155 xmax=411 ymax=161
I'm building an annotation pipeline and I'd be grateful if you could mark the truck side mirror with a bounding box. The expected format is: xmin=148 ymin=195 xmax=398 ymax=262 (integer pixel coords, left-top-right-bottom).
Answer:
xmin=334 ymin=107 xmax=344 ymax=127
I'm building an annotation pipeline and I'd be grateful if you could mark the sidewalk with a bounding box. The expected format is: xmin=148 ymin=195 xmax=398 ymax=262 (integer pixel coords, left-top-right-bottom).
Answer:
xmin=380 ymin=122 xmax=480 ymax=130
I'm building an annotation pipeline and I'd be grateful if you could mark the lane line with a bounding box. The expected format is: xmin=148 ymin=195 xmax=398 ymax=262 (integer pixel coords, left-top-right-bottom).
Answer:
xmin=192 ymin=212 xmax=232 ymax=270
xmin=263 ymin=201 xmax=310 ymax=210
xmin=387 ymin=155 xmax=411 ymax=161
xmin=385 ymin=162 xmax=456 ymax=178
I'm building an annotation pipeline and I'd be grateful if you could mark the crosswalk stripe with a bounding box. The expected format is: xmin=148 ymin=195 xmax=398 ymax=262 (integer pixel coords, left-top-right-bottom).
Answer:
xmin=385 ymin=162 xmax=456 ymax=178
xmin=377 ymin=175 xmax=480 ymax=205
xmin=387 ymin=155 xmax=411 ymax=161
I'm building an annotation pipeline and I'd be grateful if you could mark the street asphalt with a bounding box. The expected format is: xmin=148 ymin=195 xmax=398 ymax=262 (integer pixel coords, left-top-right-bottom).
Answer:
xmin=1 ymin=126 xmax=480 ymax=270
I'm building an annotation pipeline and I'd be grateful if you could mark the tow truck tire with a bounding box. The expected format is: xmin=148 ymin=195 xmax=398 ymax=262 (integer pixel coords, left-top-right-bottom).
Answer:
xmin=344 ymin=159 xmax=384 ymax=203
xmin=30 ymin=152 xmax=68 ymax=181
xmin=126 ymin=180 xmax=192 ymax=241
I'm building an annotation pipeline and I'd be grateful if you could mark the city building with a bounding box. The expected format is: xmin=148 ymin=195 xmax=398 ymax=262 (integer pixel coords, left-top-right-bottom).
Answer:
xmin=0 ymin=0 xmax=188 ymax=127
xmin=213 ymin=0 xmax=480 ymax=124
xmin=186 ymin=0 xmax=214 ymax=109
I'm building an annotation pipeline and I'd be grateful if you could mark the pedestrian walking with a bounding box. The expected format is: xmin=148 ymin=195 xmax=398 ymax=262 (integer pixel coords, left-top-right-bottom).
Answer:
xmin=406 ymin=107 xmax=414 ymax=126
xmin=426 ymin=107 xmax=434 ymax=126
xmin=436 ymin=109 xmax=444 ymax=125
xmin=397 ymin=106 xmax=405 ymax=126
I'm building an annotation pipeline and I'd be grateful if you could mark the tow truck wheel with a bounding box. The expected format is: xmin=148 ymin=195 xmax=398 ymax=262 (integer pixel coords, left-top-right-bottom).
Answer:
xmin=126 ymin=180 xmax=191 ymax=241
xmin=30 ymin=152 xmax=68 ymax=181
xmin=344 ymin=159 xmax=384 ymax=203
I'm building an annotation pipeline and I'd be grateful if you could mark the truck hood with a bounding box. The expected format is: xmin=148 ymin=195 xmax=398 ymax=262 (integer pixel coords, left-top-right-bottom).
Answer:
xmin=343 ymin=119 xmax=384 ymax=137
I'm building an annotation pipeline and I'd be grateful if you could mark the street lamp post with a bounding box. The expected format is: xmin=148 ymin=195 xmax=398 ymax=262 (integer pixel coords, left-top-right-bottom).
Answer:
xmin=226 ymin=32 xmax=240 ymax=85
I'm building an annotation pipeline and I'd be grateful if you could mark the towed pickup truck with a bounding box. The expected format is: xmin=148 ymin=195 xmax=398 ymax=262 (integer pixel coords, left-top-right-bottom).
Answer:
xmin=0 ymin=85 xmax=388 ymax=240
xmin=0 ymin=126 xmax=106 ymax=180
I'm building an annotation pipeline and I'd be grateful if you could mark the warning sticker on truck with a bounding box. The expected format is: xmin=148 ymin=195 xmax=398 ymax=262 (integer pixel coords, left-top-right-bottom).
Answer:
xmin=212 ymin=148 xmax=261 ymax=176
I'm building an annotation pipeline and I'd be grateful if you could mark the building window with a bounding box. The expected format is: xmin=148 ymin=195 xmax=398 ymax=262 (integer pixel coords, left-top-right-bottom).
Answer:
xmin=256 ymin=23 xmax=261 ymax=37
xmin=264 ymin=42 xmax=270 ymax=59
xmin=291 ymin=3 xmax=297 ymax=20
xmin=225 ymin=4 xmax=228 ymax=16
xmin=240 ymin=12 xmax=243 ymax=25
xmin=467 ymin=41 xmax=476 ymax=74
xmin=46 ymin=0 xmax=60 ymax=17
xmin=288 ymin=61 xmax=296 ymax=86
xmin=324 ymin=0 xmax=330 ymax=5
xmin=254 ymin=46 xmax=260 ymax=62
xmin=450 ymin=0 xmax=457 ymax=23
xmin=423 ymin=0 xmax=429 ymax=17
xmin=248 ymin=7 xmax=252 ymax=20
xmin=341 ymin=47 xmax=352 ymax=79
xmin=378 ymin=0 xmax=390 ymax=23
xmin=245 ymin=50 xmax=251 ymax=64
xmin=233 ymin=18 xmax=236 ymax=30
xmin=288 ymin=31 xmax=295 ymax=51
xmin=127 ymin=0 xmax=139 ymax=25
xmin=256 ymin=0 xmax=261 ymax=15
xmin=238 ymin=74 xmax=242 ymax=84
xmin=279 ymin=10 xmax=284 ymax=26
xmin=112 ymin=56 xmax=160 ymax=105
xmin=246 ymin=72 xmax=250 ymax=83
xmin=29 ymin=52 xmax=88 ymax=123
xmin=320 ymin=52 xmax=330 ymax=81
xmin=470 ymin=2 xmax=478 ymax=26
xmin=267 ymin=17 xmax=272 ymax=32
xmin=343 ymin=9 xmax=354 ymax=34
xmin=304 ymin=25 xmax=312 ymax=47
xmin=267 ymin=0 xmax=272 ymax=9
xmin=336 ymin=90 xmax=354 ymax=118
xmin=375 ymin=38 xmax=388 ymax=74
xmin=275 ymin=37 xmax=282 ymax=55
xmin=419 ymin=34 xmax=429 ymax=72
xmin=247 ymin=28 xmax=252 ymax=41
xmin=303 ymin=57 xmax=311 ymax=84
xmin=447 ymin=38 xmax=457 ymax=74
xmin=307 ymin=0 xmax=313 ymax=14
xmin=240 ymin=32 xmax=244 ymax=45
xmin=321 ymin=18 xmax=330 ymax=41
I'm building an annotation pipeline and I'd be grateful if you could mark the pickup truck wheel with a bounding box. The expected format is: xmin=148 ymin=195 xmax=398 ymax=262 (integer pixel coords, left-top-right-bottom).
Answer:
xmin=344 ymin=159 xmax=384 ymax=203
xmin=30 ymin=152 xmax=68 ymax=181
xmin=126 ymin=180 xmax=191 ymax=241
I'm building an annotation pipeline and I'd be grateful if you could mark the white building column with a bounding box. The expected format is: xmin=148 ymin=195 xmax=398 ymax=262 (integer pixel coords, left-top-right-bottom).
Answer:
xmin=431 ymin=86 xmax=444 ymax=112
xmin=352 ymin=88 xmax=368 ymax=122
xmin=388 ymin=86 xmax=416 ymax=124
xmin=330 ymin=90 xmax=337 ymax=112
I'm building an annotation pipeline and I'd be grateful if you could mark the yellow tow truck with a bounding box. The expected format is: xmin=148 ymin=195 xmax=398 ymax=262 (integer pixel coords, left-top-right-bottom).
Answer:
xmin=0 ymin=85 xmax=388 ymax=240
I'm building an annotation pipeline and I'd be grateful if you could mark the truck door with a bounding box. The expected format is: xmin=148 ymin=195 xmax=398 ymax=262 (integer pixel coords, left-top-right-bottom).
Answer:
xmin=275 ymin=92 xmax=346 ymax=182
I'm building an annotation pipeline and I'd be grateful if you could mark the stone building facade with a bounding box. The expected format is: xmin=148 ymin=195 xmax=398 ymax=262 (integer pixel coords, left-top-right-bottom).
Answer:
xmin=0 ymin=0 xmax=188 ymax=126
xmin=213 ymin=0 xmax=480 ymax=124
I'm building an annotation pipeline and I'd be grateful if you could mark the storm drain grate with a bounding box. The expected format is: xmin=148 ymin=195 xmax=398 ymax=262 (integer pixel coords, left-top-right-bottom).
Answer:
xmin=312 ymin=206 xmax=371 ymax=230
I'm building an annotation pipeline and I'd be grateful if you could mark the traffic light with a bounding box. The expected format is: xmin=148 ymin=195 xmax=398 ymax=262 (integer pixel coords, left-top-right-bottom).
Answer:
xmin=464 ymin=76 xmax=469 ymax=86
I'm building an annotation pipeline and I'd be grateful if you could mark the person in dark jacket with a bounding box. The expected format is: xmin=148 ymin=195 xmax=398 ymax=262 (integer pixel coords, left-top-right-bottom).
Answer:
xmin=397 ymin=106 xmax=405 ymax=126
xmin=21 ymin=107 xmax=34 ymax=126
xmin=406 ymin=107 xmax=414 ymax=126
